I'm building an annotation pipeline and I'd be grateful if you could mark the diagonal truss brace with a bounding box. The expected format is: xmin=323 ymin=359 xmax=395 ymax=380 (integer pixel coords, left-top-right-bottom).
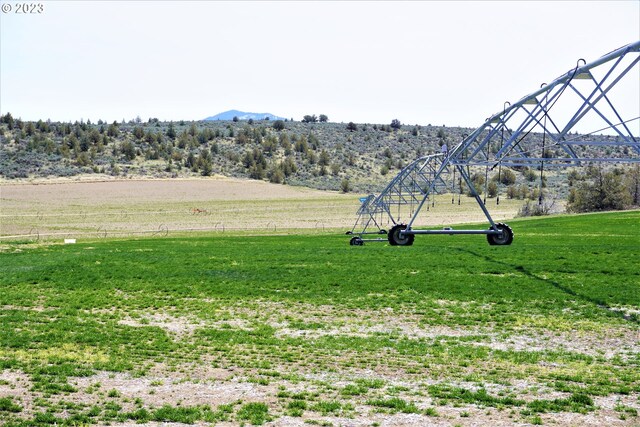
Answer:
xmin=348 ymin=41 xmax=640 ymax=245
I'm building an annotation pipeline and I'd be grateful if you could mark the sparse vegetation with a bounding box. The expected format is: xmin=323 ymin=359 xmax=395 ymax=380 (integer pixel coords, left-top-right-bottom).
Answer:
xmin=2 ymin=113 xmax=638 ymax=205
xmin=0 ymin=112 xmax=471 ymax=193
xmin=0 ymin=211 xmax=639 ymax=425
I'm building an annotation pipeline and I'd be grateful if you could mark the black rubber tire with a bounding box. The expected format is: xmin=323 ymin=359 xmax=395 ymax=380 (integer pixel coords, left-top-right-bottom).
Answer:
xmin=349 ymin=236 xmax=364 ymax=246
xmin=487 ymin=223 xmax=514 ymax=246
xmin=388 ymin=224 xmax=415 ymax=246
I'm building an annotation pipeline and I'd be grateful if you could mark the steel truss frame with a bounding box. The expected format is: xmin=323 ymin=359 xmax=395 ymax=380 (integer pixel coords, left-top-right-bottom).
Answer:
xmin=349 ymin=41 xmax=640 ymax=246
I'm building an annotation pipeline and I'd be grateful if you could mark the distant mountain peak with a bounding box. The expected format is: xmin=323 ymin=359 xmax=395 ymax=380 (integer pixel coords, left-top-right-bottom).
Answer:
xmin=204 ymin=110 xmax=286 ymax=121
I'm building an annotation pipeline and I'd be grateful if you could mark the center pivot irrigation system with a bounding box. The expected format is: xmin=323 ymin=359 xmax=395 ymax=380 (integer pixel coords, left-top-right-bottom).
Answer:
xmin=347 ymin=41 xmax=640 ymax=246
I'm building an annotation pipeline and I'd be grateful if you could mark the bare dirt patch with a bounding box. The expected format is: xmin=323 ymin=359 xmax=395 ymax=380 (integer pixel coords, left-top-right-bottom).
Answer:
xmin=477 ymin=328 xmax=640 ymax=360
xmin=209 ymin=300 xmax=640 ymax=360
xmin=0 ymin=370 xmax=34 ymax=413
xmin=118 ymin=314 xmax=206 ymax=337
xmin=71 ymin=371 xmax=274 ymax=408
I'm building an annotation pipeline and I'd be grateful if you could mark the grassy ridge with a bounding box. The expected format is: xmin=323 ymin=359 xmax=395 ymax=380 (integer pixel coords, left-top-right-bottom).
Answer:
xmin=1 ymin=211 xmax=639 ymax=425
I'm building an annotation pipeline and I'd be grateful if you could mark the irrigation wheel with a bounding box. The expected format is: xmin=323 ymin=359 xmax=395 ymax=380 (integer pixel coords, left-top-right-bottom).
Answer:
xmin=487 ymin=223 xmax=514 ymax=246
xmin=349 ymin=236 xmax=364 ymax=246
xmin=388 ymin=224 xmax=414 ymax=246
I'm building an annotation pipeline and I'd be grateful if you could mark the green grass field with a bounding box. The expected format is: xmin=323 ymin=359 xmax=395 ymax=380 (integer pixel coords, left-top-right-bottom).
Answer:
xmin=1 ymin=211 xmax=639 ymax=426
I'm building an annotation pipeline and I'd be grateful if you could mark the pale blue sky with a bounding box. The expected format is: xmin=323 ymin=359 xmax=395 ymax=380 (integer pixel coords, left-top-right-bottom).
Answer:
xmin=1 ymin=1 xmax=638 ymax=129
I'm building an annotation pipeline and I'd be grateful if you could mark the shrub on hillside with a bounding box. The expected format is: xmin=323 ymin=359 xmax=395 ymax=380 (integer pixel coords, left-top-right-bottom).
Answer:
xmin=567 ymin=167 xmax=630 ymax=213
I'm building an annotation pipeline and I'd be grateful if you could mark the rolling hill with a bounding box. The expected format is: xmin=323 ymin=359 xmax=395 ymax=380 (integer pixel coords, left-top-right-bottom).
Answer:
xmin=204 ymin=110 xmax=287 ymax=121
